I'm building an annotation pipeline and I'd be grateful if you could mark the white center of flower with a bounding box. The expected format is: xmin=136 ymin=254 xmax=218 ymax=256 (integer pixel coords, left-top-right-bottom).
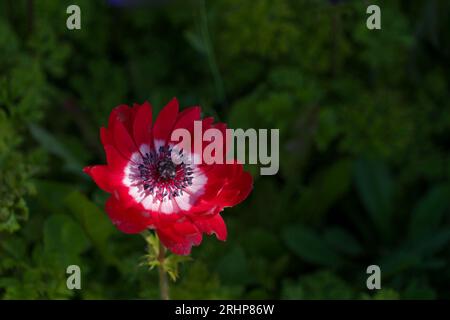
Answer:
xmin=123 ymin=142 xmax=206 ymax=214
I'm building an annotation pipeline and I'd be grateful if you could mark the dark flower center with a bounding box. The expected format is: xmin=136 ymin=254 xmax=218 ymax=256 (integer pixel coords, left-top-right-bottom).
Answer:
xmin=157 ymin=159 xmax=177 ymax=180
xmin=137 ymin=146 xmax=194 ymax=201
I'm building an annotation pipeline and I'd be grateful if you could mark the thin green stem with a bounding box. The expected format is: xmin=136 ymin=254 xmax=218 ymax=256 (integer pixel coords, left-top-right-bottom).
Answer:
xmin=141 ymin=231 xmax=170 ymax=300
xmin=27 ymin=0 xmax=34 ymax=35
xmin=157 ymin=241 xmax=169 ymax=300
xmin=199 ymin=0 xmax=226 ymax=106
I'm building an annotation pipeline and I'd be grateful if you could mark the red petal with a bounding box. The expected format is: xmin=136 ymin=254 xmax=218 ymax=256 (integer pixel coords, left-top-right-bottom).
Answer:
xmin=113 ymin=185 xmax=142 ymax=209
xmin=156 ymin=218 xmax=202 ymax=255
xmin=104 ymin=145 xmax=128 ymax=171
xmin=113 ymin=120 xmax=139 ymax=160
xmin=108 ymin=104 xmax=133 ymax=134
xmin=213 ymin=122 xmax=229 ymax=160
xmin=216 ymin=167 xmax=253 ymax=207
xmin=100 ymin=127 xmax=112 ymax=146
xmin=133 ymin=102 xmax=153 ymax=149
xmin=202 ymin=117 xmax=214 ymax=130
xmin=193 ymin=179 xmax=224 ymax=206
xmin=129 ymin=103 xmax=140 ymax=126
xmin=153 ymin=98 xmax=179 ymax=145
xmin=229 ymin=170 xmax=253 ymax=205
xmin=192 ymin=214 xmax=227 ymax=241
xmin=105 ymin=196 xmax=153 ymax=234
xmin=188 ymin=163 xmax=253 ymax=213
xmin=83 ymin=165 xmax=114 ymax=193
xmin=170 ymin=106 xmax=201 ymax=151
xmin=173 ymin=106 xmax=201 ymax=131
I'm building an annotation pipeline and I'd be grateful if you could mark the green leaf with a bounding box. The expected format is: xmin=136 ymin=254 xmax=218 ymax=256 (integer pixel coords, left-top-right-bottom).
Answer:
xmin=372 ymin=288 xmax=400 ymax=300
xmin=0 ymin=237 xmax=27 ymax=261
xmin=296 ymin=159 xmax=351 ymax=224
xmin=242 ymin=228 xmax=281 ymax=259
xmin=184 ymin=30 xmax=207 ymax=54
xmin=382 ymin=229 xmax=450 ymax=276
xmin=353 ymin=158 xmax=393 ymax=239
xmin=64 ymin=191 xmax=116 ymax=264
xmin=323 ymin=227 xmax=363 ymax=256
xmin=164 ymin=255 xmax=192 ymax=282
xmin=43 ymin=214 xmax=90 ymax=268
xmin=408 ymin=185 xmax=450 ymax=239
xmin=0 ymin=212 xmax=20 ymax=233
xmin=282 ymin=225 xmax=344 ymax=267
xmin=141 ymin=231 xmax=160 ymax=270
xmin=29 ymin=124 xmax=83 ymax=175
xmin=403 ymin=280 xmax=437 ymax=299
xmin=171 ymin=261 xmax=236 ymax=299
xmin=141 ymin=231 xmax=192 ymax=282
xmin=412 ymin=229 xmax=450 ymax=256
xmin=282 ymin=271 xmax=355 ymax=299
xmin=217 ymin=246 xmax=251 ymax=285
xmin=35 ymin=180 xmax=76 ymax=215
xmin=380 ymin=250 xmax=422 ymax=277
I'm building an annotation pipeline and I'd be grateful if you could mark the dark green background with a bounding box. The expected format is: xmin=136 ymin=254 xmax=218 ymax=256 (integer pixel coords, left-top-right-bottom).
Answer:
xmin=1 ymin=0 xmax=449 ymax=299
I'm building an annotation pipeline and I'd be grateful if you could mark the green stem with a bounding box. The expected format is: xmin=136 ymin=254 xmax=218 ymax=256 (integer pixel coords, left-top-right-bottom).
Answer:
xmin=199 ymin=0 xmax=226 ymax=106
xmin=141 ymin=231 xmax=170 ymax=300
xmin=27 ymin=0 xmax=34 ymax=35
xmin=157 ymin=241 xmax=169 ymax=300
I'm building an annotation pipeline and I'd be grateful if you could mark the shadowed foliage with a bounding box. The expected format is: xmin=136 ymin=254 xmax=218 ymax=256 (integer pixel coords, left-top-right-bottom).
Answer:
xmin=0 ymin=0 xmax=449 ymax=299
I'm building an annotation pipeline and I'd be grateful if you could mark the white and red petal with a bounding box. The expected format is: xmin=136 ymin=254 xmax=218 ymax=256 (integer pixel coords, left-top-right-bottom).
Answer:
xmin=84 ymin=99 xmax=253 ymax=256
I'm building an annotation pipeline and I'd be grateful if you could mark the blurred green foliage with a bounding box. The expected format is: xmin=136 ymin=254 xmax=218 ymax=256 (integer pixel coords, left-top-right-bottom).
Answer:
xmin=1 ymin=0 xmax=450 ymax=299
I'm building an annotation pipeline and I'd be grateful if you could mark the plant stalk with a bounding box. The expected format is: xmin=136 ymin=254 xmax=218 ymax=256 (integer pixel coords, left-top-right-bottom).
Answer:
xmin=158 ymin=241 xmax=169 ymax=300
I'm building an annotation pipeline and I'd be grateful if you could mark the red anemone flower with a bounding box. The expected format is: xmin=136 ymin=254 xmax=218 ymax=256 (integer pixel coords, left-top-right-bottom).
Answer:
xmin=83 ymin=98 xmax=253 ymax=255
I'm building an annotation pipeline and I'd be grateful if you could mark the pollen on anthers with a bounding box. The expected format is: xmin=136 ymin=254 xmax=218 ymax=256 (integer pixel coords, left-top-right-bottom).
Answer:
xmin=136 ymin=146 xmax=194 ymax=202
